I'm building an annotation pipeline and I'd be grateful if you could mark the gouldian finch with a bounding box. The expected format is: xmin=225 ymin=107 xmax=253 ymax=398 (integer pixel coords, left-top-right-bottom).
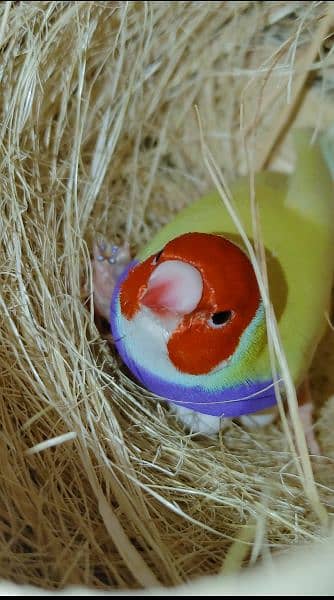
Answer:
xmin=93 ymin=129 xmax=334 ymax=435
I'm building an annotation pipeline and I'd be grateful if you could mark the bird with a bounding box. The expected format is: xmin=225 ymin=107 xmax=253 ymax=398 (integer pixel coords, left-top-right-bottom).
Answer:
xmin=93 ymin=129 xmax=334 ymax=436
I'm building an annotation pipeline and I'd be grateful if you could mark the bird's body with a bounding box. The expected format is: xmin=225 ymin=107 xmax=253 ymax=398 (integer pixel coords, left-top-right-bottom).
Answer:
xmin=95 ymin=129 xmax=334 ymax=434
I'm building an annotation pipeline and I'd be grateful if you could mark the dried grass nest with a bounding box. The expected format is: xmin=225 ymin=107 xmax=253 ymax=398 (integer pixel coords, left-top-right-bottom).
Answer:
xmin=1 ymin=1 xmax=334 ymax=594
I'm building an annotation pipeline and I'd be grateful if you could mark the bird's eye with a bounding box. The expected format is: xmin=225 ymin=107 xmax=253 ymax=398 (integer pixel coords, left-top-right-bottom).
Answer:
xmin=152 ymin=248 xmax=164 ymax=265
xmin=211 ymin=310 xmax=233 ymax=326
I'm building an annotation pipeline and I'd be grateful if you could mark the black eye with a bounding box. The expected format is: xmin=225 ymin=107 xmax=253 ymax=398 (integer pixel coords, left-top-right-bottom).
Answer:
xmin=211 ymin=310 xmax=233 ymax=326
xmin=153 ymin=248 xmax=164 ymax=264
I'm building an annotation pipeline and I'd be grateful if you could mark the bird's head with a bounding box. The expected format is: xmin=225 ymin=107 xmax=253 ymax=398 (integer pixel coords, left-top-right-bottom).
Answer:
xmin=116 ymin=232 xmax=264 ymax=376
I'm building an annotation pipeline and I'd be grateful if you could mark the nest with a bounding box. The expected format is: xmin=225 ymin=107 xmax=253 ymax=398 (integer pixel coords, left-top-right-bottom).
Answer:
xmin=1 ymin=1 xmax=334 ymax=593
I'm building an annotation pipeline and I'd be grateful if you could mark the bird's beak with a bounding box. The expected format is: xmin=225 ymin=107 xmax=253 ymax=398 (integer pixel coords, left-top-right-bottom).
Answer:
xmin=141 ymin=259 xmax=203 ymax=316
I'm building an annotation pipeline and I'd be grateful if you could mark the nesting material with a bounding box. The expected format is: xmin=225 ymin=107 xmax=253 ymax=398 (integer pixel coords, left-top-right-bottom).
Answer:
xmin=0 ymin=1 xmax=334 ymax=592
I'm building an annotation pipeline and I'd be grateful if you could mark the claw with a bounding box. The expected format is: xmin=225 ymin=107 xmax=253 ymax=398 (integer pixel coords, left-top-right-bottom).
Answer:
xmin=98 ymin=240 xmax=107 ymax=252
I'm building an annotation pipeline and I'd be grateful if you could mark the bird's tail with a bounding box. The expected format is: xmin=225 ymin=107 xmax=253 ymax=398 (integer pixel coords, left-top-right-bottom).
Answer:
xmin=285 ymin=128 xmax=334 ymax=230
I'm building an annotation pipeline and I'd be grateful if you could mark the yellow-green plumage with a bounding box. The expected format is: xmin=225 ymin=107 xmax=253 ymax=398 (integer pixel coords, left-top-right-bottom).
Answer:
xmin=138 ymin=129 xmax=334 ymax=388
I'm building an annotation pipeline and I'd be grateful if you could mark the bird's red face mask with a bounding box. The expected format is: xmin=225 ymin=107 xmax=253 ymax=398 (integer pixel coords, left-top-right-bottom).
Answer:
xmin=119 ymin=233 xmax=261 ymax=375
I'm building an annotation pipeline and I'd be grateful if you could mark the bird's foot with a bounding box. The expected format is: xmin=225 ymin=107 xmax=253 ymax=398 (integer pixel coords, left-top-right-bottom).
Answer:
xmin=239 ymin=389 xmax=320 ymax=456
xmin=239 ymin=407 xmax=278 ymax=429
xmin=170 ymin=404 xmax=228 ymax=436
xmin=296 ymin=379 xmax=320 ymax=455
xmin=92 ymin=238 xmax=131 ymax=323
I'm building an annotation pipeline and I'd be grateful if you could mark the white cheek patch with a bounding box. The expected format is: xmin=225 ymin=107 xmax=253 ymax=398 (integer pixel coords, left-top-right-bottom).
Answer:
xmin=141 ymin=307 xmax=180 ymax=343
xmin=121 ymin=307 xmax=182 ymax=381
